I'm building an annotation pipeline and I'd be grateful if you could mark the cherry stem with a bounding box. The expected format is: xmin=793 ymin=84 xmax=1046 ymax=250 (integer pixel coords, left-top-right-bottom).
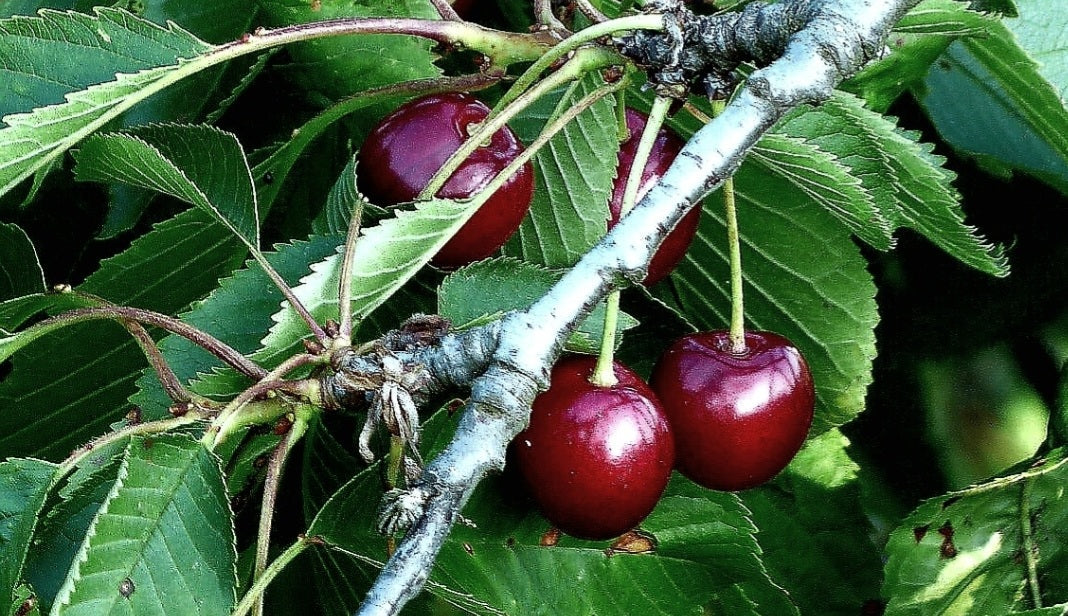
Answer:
xmin=232 ymin=537 xmax=317 ymax=616
xmin=25 ymin=306 xmax=266 ymax=380
xmin=533 ymin=0 xmax=568 ymax=32
xmin=418 ymin=66 xmax=625 ymax=235
xmin=251 ymin=251 xmax=330 ymax=344
xmin=591 ymin=95 xmax=672 ymax=388
xmin=253 ymin=412 xmax=309 ymax=616
xmin=493 ymin=14 xmax=664 ymax=115
xmin=418 ymin=46 xmax=617 ymax=201
xmin=575 ymin=0 xmax=610 ymax=23
xmin=711 ymin=99 xmax=747 ymax=354
xmin=337 ymin=193 xmax=366 ymax=343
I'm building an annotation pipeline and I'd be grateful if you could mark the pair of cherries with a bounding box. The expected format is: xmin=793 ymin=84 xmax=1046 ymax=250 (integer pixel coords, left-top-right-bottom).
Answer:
xmin=515 ymin=332 xmax=814 ymax=540
xmin=359 ymin=93 xmax=814 ymax=540
xmin=356 ymin=92 xmax=698 ymax=277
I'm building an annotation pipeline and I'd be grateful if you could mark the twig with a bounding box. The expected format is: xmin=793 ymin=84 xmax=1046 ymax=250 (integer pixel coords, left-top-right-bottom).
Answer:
xmin=119 ymin=319 xmax=194 ymax=403
xmin=429 ymin=0 xmax=462 ymax=21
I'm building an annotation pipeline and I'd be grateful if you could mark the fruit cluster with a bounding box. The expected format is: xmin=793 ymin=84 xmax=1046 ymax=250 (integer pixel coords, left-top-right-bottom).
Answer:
xmin=514 ymin=331 xmax=813 ymax=539
xmin=358 ymin=93 xmax=814 ymax=540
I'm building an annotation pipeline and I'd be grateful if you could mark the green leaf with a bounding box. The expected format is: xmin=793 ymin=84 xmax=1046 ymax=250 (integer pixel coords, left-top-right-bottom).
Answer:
xmin=741 ymin=429 xmax=883 ymax=615
xmin=311 ymin=156 xmax=370 ymax=236
xmin=504 ymin=73 xmax=620 ymax=268
xmin=653 ymin=149 xmax=879 ymax=435
xmin=778 ymin=93 xmax=1008 ymax=277
xmin=258 ymin=0 xmax=441 ymax=102
xmin=0 ymin=8 xmax=215 ymax=197
xmin=917 ymin=12 xmax=1068 ymax=193
xmin=75 ymin=124 xmax=260 ymax=250
xmin=0 ymin=459 xmax=56 ymax=607
xmin=309 ymin=411 xmax=795 ymax=615
xmin=438 ymin=257 xmax=639 ymax=354
xmin=844 ymin=0 xmax=996 ymax=110
xmin=895 ymin=0 xmax=995 ymax=35
xmin=258 ymin=192 xmax=493 ymax=366
xmin=0 ymin=224 xmax=45 ymax=301
xmin=51 ymin=435 xmax=236 ymax=615
xmin=883 ymin=447 xmax=1068 ymax=614
xmin=24 ymin=454 xmax=125 ymax=613
xmin=8 ymin=583 xmax=39 ymax=616
xmin=750 ymin=134 xmax=890 ymax=250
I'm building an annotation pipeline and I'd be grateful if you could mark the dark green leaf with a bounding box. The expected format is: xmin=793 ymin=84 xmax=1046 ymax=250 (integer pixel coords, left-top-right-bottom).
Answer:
xmin=129 ymin=235 xmax=340 ymax=418
xmin=742 ymin=429 xmax=883 ymax=615
xmin=258 ymin=0 xmax=441 ymax=101
xmin=0 ymin=459 xmax=56 ymax=607
xmin=24 ymin=455 xmax=124 ymax=613
xmin=750 ymin=134 xmax=890 ymax=250
xmin=884 ymin=447 xmax=1068 ymax=614
xmin=0 ymin=204 xmax=245 ymax=459
xmin=51 ymin=435 xmax=236 ymax=615
xmin=505 ymin=73 xmax=620 ymax=267
xmin=438 ymin=257 xmax=639 ymax=354
xmin=0 ymin=224 xmax=44 ymax=301
xmin=917 ymin=17 xmax=1068 ymax=193
xmin=0 ymin=8 xmax=215 ymax=197
xmin=778 ymin=93 xmax=1008 ymax=277
xmin=75 ymin=124 xmax=260 ymax=251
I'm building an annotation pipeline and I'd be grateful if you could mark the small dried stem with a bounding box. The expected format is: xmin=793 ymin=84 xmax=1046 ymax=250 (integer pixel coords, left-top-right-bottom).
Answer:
xmin=253 ymin=414 xmax=308 ymax=616
xmin=120 ymin=319 xmax=194 ymax=403
xmin=575 ymin=0 xmax=609 ymax=23
xmin=58 ymin=410 xmax=207 ymax=477
xmin=429 ymin=0 xmax=462 ymax=21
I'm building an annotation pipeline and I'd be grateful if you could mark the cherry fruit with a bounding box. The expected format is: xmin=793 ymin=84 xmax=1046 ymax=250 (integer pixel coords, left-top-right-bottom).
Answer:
xmin=513 ymin=356 xmax=675 ymax=540
xmin=608 ymin=109 xmax=701 ymax=285
xmin=357 ymin=92 xmax=534 ymax=267
xmin=651 ymin=331 xmax=814 ymax=491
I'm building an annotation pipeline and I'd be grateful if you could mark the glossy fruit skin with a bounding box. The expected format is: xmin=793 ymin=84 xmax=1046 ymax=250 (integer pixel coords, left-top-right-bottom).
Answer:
xmin=651 ymin=331 xmax=814 ymax=491
xmin=513 ymin=356 xmax=675 ymax=540
xmin=357 ymin=92 xmax=534 ymax=268
xmin=608 ymin=109 xmax=701 ymax=285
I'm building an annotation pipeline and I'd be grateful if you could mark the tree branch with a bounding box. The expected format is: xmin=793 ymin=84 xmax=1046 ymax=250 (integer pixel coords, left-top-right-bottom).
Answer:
xmin=356 ymin=0 xmax=919 ymax=613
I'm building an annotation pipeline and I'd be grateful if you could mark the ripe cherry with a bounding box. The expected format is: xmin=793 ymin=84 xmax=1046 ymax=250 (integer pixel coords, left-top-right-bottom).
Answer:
xmin=357 ymin=92 xmax=534 ymax=268
xmin=608 ymin=109 xmax=701 ymax=285
xmin=513 ymin=356 xmax=675 ymax=540
xmin=650 ymin=331 xmax=814 ymax=491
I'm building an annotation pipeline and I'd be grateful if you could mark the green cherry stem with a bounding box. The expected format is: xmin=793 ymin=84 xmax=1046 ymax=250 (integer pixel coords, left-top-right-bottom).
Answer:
xmin=711 ymin=99 xmax=747 ymax=354
xmin=417 ymin=46 xmax=618 ymax=201
xmin=590 ymin=95 xmax=673 ymax=388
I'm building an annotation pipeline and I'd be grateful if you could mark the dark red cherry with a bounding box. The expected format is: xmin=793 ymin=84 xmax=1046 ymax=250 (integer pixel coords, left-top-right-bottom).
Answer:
xmin=513 ymin=356 xmax=675 ymax=540
xmin=608 ymin=109 xmax=701 ymax=285
xmin=357 ymin=92 xmax=534 ymax=267
xmin=650 ymin=331 xmax=814 ymax=491
xmin=450 ymin=0 xmax=475 ymax=16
